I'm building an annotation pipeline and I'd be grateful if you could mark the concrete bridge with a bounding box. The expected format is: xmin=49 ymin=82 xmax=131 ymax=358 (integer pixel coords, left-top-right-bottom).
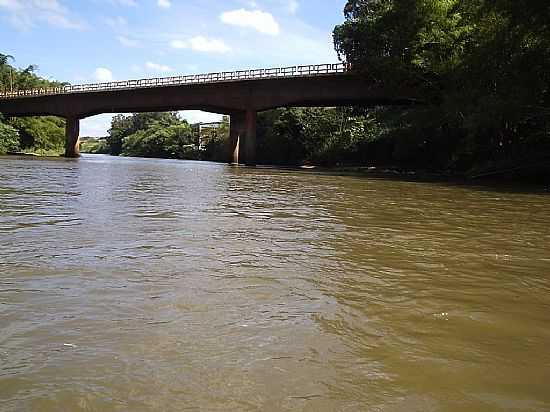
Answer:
xmin=0 ymin=63 xmax=420 ymax=165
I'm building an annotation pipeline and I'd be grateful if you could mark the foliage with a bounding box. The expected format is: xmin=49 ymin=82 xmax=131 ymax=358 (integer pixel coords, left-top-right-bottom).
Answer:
xmin=333 ymin=0 xmax=550 ymax=174
xmin=80 ymin=139 xmax=109 ymax=154
xmin=1 ymin=53 xmax=67 ymax=154
xmin=106 ymin=112 xmax=199 ymax=159
xmin=0 ymin=121 xmax=20 ymax=154
xmin=122 ymin=124 xmax=197 ymax=159
xmin=256 ymin=107 xmax=381 ymax=166
xmin=202 ymin=116 xmax=230 ymax=162
xmin=107 ymin=112 xmax=181 ymax=156
xmin=1 ymin=53 xmax=66 ymax=94
xmin=9 ymin=116 xmax=65 ymax=152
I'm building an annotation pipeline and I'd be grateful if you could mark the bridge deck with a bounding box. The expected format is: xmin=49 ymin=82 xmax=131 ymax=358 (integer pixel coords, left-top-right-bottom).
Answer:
xmin=0 ymin=63 xmax=348 ymax=100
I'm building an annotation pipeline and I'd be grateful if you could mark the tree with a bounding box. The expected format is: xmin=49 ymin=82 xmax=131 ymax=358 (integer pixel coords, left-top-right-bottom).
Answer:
xmin=0 ymin=54 xmax=14 ymax=66
xmin=1 ymin=52 xmax=67 ymax=154
xmin=9 ymin=116 xmax=65 ymax=151
xmin=106 ymin=112 xmax=184 ymax=156
xmin=333 ymin=0 xmax=550 ymax=174
xmin=0 ymin=53 xmax=15 ymax=93
xmin=107 ymin=114 xmax=133 ymax=156
xmin=202 ymin=116 xmax=230 ymax=162
xmin=0 ymin=122 xmax=19 ymax=154
xmin=105 ymin=112 xmax=198 ymax=159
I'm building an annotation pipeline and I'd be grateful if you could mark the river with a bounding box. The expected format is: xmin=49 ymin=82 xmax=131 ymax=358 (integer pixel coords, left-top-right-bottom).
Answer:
xmin=1 ymin=154 xmax=549 ymax=411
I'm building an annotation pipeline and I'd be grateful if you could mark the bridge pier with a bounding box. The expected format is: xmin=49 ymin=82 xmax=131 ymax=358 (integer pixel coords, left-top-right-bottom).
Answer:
xmin=64 ymin=117 xmax=80 ymax=158
xmin=229 ymin=110 xmax=256 ymax=165
xmin=244 ymin=110 xmax=257 ymax=166
xmin=229 ymin=113 xmax=245 ymax=164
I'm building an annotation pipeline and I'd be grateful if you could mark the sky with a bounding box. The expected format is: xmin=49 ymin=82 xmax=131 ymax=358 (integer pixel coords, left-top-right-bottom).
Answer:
xmin=0 ymin=0 xmax=345 ymax=136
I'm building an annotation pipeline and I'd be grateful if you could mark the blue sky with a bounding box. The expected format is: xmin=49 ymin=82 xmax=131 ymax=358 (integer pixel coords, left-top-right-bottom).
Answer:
xmin=0 ymin=0 xmax=345 ymax=136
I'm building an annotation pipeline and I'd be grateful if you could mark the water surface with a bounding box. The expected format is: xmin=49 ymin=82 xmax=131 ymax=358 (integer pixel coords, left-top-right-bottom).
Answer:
xmin=1 ymin=155 xmax=549 ymax=411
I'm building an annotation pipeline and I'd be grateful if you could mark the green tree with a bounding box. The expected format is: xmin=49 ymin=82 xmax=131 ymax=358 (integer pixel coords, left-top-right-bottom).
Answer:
xmin=9 ymin=116 xmax=65 ymax=152
xmin=0 ymin=53 xmax=15 ymax=93
xmin=106 ymin=112 xmax=183 ymax=156
xmin=202 ymin=116 xmax=230 ymax=162
xmin=0 ymin=122 xmax=19 ymax=154
xmin=106 ymin=112 xmax=198 ymax=159
xmin=333 ymin=0 xmax=550 ymax=174
xmin=1 ymin=52 xmax=68 ymax=155
xmin=256 ymin=107 xmax=378 ymax=166
xmin=107 ymin=114 xmax=133 ymax=156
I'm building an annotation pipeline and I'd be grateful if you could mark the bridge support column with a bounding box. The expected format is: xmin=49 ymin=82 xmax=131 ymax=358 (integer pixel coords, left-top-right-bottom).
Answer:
xmin=229 ymin=113 xmax=245 ymax=164
xmin=229 ymin=110 xmax=256 ymax=165
xmin=244 ymin=110 xmax=257 ymax=166
xmin=64 ymin=117 xmax=80 ymax=158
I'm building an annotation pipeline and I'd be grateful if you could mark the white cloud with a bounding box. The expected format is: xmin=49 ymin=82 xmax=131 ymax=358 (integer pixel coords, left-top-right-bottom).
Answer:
xmin=105 ymin=15 xmax=127 ymax=29
xmin=170 ymin=36 xmax=231 ymax=53
xmin=0 ymin=0 xmax=22 ymax=11
xmin=94 ymin=67 xmax=114 ymax=82
xmin=0 ymin=0 xmax=85 ymax=30
xmin=130 ymin=62 xmax=178 ymax=75
xmin=118 ymin=35 xmax=138 ymax=47
xmin=170 ymin=39 xmax=187 ymax=49
xmin=220 ymin=8 xmax=280 ymax=36
xmin=288 ymin=0 xmax=298 ymax=14
xmin=157 ymin=0 xmax=170 ymax=8
xmin=180 ymin=110 xmax=223 ymax=125
xmin=113 ymin=0 xmax=136 ymax=6
xmin=145 ymin=61 xmax=173 ymax=73
xmin=189 ymin=36 xmax=231 ymax=53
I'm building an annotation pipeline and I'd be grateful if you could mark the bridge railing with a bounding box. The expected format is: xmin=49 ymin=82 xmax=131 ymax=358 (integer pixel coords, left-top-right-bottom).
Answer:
xmin=0 ymin=63 xmax=350 ymax=100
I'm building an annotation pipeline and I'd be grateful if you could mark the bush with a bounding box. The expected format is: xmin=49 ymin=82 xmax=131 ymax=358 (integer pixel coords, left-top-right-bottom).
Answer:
xmin=9 ymin=116 xmax=65 ymax=152
xmin=0 ymin=122 xmax=20 ymax=154
xmin=80 ymin=139 xmax=109 ymax=154
xmin=122 ymin=123 xmax=198 ymax=159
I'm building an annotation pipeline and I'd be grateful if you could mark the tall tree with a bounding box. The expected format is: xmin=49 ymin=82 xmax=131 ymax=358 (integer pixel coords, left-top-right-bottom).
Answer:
xmin=333 ymin=0 xmax=550 ymax=174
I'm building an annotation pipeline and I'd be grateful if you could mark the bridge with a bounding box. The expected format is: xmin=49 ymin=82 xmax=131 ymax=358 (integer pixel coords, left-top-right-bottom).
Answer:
xmin=0 ymin=63 xmax=420 ymax=165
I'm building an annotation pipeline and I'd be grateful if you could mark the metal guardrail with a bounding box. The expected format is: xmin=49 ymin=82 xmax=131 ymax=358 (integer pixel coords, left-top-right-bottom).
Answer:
xmin=0 ymin=63 xmax=349 ymax=100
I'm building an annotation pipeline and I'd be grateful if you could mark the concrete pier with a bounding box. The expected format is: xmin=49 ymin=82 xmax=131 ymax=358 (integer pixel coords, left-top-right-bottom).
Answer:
xmin=244 ymin=110 xmax=257 ymax=166
xmin=229 ymin=113 xmax=245 ymax=164
xmin=64 ymin=117 xmax=80 ymax=158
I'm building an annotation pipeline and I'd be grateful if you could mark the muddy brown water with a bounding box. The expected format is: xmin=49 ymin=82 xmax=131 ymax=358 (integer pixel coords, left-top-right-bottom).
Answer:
xmin=1 ymin=155 xmax=549 ymax=411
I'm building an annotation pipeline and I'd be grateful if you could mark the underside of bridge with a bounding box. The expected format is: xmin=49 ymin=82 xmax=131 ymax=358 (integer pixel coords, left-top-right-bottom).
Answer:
xmin=0 ymin=74 xmax=421 ymax=165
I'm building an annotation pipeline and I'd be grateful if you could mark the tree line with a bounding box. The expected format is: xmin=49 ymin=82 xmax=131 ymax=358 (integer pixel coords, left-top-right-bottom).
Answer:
xmin=332 ymin=0 xmax=549 ymax=177
xmin=84 ymin=112 xmax=233 ymax=162
xmin=0 ymin=54 xmax=67 ymax=156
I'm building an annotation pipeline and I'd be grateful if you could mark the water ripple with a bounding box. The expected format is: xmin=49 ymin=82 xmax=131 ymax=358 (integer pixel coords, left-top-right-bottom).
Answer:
xmin=0 ymin=155 xmax=549 ymax=411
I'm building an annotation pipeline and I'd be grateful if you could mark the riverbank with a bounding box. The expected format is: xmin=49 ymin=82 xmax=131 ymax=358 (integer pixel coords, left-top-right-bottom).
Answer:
xmin=320 ymin=164 xmax=550 ymax=186
xmin=7 ymin=148 xmax=63 ymax=157
xmin=5 ymin=151 xmax=548 ymax=192
xmin=272 ymin=164 xmax=550 ymax=194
